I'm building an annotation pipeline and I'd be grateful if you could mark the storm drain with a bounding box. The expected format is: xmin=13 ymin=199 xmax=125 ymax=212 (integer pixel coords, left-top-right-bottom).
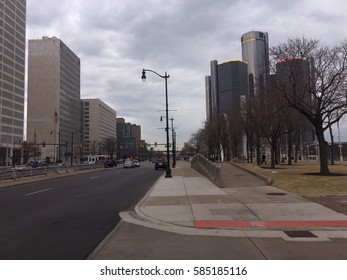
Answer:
xmin=284 ymin=231 xmax=318 ymax=238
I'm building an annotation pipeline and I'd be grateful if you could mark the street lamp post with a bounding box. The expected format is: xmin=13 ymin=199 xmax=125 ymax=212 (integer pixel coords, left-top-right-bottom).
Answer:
xmin=161 ymin=116 xmax=176 ymax=168
xmin=51 ymin=131 xmax=61 ymax=162
xmin=71 ymin=130 xmax=81 ymax=165
xmin=142 ymin=69 xmax=172 ymax=178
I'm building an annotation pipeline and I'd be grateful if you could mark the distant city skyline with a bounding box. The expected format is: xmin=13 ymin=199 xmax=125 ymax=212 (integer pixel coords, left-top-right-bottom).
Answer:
xmin=23 ymin=0 xmax=347 ymax=149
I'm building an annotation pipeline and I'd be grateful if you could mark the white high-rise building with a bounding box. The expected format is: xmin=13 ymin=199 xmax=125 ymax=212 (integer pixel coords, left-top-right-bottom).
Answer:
xmin=81 ymin=99 xmax=117 ymax=156
xmin=27 ymin=36 xmax=81 ymax=163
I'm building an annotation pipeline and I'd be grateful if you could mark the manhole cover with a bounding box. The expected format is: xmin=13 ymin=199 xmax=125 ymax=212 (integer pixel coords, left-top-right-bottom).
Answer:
xmin=284 ymin=231 xmax=317 ymax=238
xmin=266 ymin=192 xmax=286 ymax=196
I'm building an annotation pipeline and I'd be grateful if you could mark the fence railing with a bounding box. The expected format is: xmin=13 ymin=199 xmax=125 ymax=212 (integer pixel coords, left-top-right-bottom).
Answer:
xmin=191 ymin=153 xmax=223 ymax=187
xmin=0 ymin=164 xmax=104 ymax=181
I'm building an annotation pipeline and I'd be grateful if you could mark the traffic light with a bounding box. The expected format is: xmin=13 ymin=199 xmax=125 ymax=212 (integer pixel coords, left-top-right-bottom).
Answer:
xmin=155 ymin=142 xmax=157 ymax=147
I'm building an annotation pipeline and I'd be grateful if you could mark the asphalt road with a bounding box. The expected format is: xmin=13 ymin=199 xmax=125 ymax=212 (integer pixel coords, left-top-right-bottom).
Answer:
xmin=0 ymin=163 xmax=162 ymax=260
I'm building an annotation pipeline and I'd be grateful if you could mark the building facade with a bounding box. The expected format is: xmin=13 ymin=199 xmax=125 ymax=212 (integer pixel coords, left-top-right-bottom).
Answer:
xmin=27 ymin=36 xmax=81 ymax=163
xmin=205 ymin=59 xmax=249 ymax=159
xmin=210 ymin=60 xmax=219 ymax=119
xmin=0 ymin=0 xmax=26 ymax=165
xmin=116 ymin=118 xmax=141 ymax=159
xmin=241 ymin=31 xmax=269 ymax=96
xmin=275 ymin=58 xmax=315 ymax=145
xmin=205 ymin=75 xmax=212 ymax=121
xmin=217 ymin=60 xmax=248 ymax=115
xmin=206 ymin=60 xmax=248 ymax=118
xmin=81 ymin=98 xmax=117 ymax=157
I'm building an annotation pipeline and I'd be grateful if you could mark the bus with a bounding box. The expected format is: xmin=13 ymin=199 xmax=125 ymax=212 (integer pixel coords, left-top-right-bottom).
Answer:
xmin=85 ymin=155 xmax=107 ymax=164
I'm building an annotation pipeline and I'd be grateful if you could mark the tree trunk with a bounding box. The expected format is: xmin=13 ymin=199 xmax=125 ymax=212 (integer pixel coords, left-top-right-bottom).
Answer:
xmin=270 ymin=135 xmax=277 ymax=168
xmin=256 ymin=132 xmax=261 ymax=165
xmin=271 ymin=147 xmax=276 ymax=169
xmin=316 ymin=128 xmax=330 ymax=175
xmin=249 ymin=133 xmax=253 ymax=163
xmin=246 ymin=132 xmax=250 ymax=163
xmin=287 ymin=131 xmax=292 ymax=165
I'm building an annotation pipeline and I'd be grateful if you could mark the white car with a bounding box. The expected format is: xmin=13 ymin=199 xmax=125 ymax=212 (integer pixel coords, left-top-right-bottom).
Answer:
xmin=123 ymin=160 xmax=135 ymax=168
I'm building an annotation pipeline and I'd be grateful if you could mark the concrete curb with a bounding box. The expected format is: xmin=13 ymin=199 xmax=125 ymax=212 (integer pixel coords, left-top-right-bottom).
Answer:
xmin=229 ymin=161 xmax=273 ymax=185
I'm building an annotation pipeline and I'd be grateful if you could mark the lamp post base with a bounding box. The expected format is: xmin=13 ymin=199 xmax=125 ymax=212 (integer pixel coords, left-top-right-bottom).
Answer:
xmin=165 ymin=168 xmax=172 ymax=178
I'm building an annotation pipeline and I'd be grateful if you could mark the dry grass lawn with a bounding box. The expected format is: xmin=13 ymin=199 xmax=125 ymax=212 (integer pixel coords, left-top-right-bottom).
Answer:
xmin=234 ymin=161 xmax=347 ymax=197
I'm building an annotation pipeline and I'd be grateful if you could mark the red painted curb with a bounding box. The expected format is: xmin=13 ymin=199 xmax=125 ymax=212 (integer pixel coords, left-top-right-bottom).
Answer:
xmin=195 ymin=220 xmax=347 ymax=229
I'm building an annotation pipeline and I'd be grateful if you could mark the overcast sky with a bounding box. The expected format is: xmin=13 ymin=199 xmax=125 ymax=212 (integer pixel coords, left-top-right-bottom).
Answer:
xmin=26 ymin=0 xmax=347 ymax=149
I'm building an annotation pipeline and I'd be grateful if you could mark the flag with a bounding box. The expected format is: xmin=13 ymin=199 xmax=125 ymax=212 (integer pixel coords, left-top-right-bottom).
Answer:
xmin=54 ymin=111 xmax=58 ymax=125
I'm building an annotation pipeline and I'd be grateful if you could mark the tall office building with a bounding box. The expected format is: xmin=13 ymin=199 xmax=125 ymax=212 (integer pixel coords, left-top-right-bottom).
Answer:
xmin=27 ymin=36 xmax=81 ymax=162
xmin=81 ymin=98 xmax=117 ymax=156
xmin=205 ymin=59 xmax=249 ymax=158
xmin=275 ymin=58 xmax=315 ymax=144
xmin=217 ymin=60 xmax=248 ymax=115
xmin=116 ymin=118 xmax=141 ymax=159
xmin=206 ymin=60 xmax=248 ymax=118
xmin=241 ymin=31 xmax=269 ymax=96
xmin=205 ymin=75 xmax=212 ymax=121
xmin=210 ymin=60 xmax=219 ymax=119
xmin=0 ymin=0 xmax=26 ymax=165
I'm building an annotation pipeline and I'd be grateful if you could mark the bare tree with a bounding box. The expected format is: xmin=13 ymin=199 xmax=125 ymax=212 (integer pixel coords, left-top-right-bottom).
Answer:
xmin=219 ymin=113 xmax=230 ymax=161
xmin=21 ymin=142 xmax=37 ymax=164
xmin=204 ymin=119 xmax=221 ymax=161
xmin=181 ymin=129 xmax=208 ymax=156
xmin=270 ymin=38 xmax=347 ymax=175
xmin=227 ymin=112 xmax=243 ymax=160
xmin=102 ymin=136 xmax=117 ymax=159
xmin=90 ymin=141 xmax=98 ymax=155
xmin=260 ymin=78 xmax=287 ymax=168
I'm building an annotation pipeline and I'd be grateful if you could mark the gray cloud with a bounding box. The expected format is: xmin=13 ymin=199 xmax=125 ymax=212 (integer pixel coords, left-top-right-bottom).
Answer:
xmin=27 ymin=0 xmax=347 ymax=148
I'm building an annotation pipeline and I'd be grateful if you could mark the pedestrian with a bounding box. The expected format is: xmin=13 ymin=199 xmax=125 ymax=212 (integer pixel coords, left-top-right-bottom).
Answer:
xmin=261 ymin=154 xmax=267 ymax=165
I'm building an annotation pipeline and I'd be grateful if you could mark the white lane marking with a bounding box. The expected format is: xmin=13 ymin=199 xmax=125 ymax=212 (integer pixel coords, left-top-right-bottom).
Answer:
xmin=89 ymin=176 xmax=100 ymax=180
xmin=25 ymin=188 xmax=54 ymax=196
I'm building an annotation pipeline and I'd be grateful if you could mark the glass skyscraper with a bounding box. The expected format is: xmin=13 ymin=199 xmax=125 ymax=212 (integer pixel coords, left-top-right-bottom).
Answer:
xmin=217 ymin=60 xmax=248 ymax=115
xmin=206 ymin=60 xmax=248 ymax=119
xmin=241 ymin=31 xmax=269 ymax=96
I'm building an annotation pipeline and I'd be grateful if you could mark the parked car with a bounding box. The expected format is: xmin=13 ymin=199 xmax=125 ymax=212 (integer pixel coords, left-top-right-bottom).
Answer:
xmin=155 ymin=159 xmax=166 ymax=170
xmin=25 ymin=161 xmax=35 ymax=167
xmin=104 ymin=159 xmax=117 ymax=168
xmin=30 ymin=161 xmax=48 ymax=168
xmin=133 ymin=160 xmax=140 ymax=167
xmin=123 ymin=160 xmax=135 ymax=168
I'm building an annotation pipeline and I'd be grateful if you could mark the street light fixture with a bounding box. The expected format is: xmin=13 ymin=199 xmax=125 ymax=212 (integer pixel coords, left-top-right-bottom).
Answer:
xmin=142 ymin=68 xmax=172 ymax=178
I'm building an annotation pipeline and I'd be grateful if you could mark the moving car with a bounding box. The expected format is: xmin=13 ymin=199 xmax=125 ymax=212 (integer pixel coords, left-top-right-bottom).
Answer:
xmin=123 ymin=160 xmax=135 ymax=168
xmin=104 ymin=159 xmax=117 ymax=168
xmin=155 ymin=159 xmax=166 ymax=170
xmin=26 ymin=161 xmax=48 ymax=168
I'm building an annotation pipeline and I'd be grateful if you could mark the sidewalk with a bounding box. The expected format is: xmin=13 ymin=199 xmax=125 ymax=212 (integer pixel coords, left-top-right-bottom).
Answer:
xmin=115 ymin=160 xmax=347 ymax=240
xmin=89 ymin=161 xmax=347 ymax=259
